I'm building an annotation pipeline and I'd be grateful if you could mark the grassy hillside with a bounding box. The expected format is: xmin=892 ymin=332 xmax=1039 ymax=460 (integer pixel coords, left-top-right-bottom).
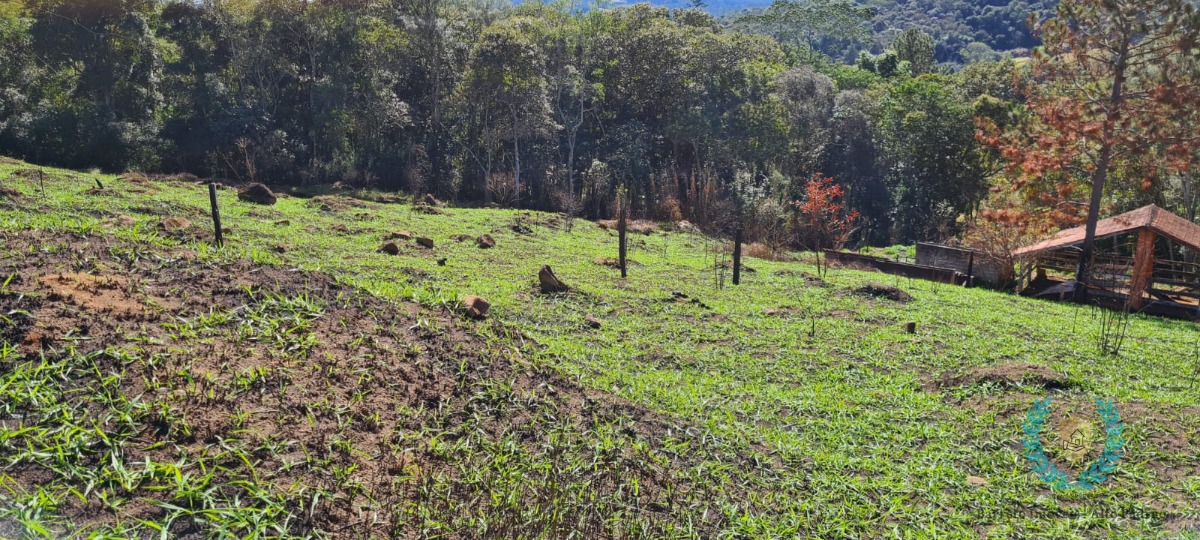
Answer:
xmin=1 ymin=159 xmax=1199 ymax=538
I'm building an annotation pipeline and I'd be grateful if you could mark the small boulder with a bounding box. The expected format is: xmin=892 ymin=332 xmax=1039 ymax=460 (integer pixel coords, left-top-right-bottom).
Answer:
xmin=584 ymin=315 xmax=602 ymax=329
xmin=538 ymin=265 xmax=569 ymax=293
xmin=463 ymin=295 xmax=489 ymax=319
xmin=476 ymin=234 xmax=496 ymax=249
xmin=678 ymin=220 xmax=700 ymax=233
xmin=379 ymin=242 xmax=401 ymax=255
xmin=451 ymin=234 xmax=473 ymax=242
xmin=423 ymin=193 xmax=442 ymax=206
xmin=237 ymin=183 xmax=277 ymax=205
xmin=274 ymin=220 xmax=291 ymax=227
xmin=416 ymin=237 xmax=435 ymax=249
xmin=161 ymin=217 xmax=192 ymax=232
xmin=116 ymin=215 xmax=138 ymax=226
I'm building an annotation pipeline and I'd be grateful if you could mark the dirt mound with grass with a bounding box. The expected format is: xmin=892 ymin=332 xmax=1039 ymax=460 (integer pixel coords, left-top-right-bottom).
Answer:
xmin=0 ymin=184 xmax=28 ymax=207
xmin=853 ymin=283 xmax=912 ymax=302
xmin=936 ymin=363 xmax=1072 ymax=390
xmin=0 ymin=230 xmax=740 ymax=538
xmin=596 ymin=219 xmax=658 ymax=234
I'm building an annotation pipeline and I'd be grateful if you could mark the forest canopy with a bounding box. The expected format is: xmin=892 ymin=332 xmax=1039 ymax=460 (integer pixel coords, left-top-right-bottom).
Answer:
xmin=1 ymin=0 xmax=1198 ymax=249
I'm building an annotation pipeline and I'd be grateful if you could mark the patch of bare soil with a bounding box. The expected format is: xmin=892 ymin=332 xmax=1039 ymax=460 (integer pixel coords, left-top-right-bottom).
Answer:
xmin=853 ymin=284 xmax=912 ymax=303
xmin=0 ymin=230 xmax=755 ymax=538
xmin=36 ymin=272 xmax=172 ymax=317
xmin=935 ymin=363 xmax=1072 ymax=390
xmin=0 ymin=184 xmax=28 ymax=207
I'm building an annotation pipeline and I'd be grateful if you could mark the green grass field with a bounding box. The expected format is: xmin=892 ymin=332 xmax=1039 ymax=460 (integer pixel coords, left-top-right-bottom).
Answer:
xmin=1 ymin=160 xmax=1199 ymax=538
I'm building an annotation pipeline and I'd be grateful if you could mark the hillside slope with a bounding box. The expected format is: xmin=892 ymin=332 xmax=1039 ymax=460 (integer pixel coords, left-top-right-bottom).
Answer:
xmin=2 ymin=159 xmax=1199 ymax=537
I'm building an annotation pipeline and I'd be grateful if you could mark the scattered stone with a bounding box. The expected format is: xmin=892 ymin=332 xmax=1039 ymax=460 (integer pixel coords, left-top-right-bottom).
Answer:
xmin=584 ymin=315 xmax=602 ymax=329
xmin=386 ymin=230 xmax=413 ymax=240
xmin=237 ymin=183 xmax=277 ymax=205
xmin=463 ymin=295 xmax=489 ymax=319
xmin=437 ymin=258 xmax=447 ymax=266
xmin=476 ymin=234 xmax=496 ymax=249
xmin=678 ymin=220 xmax=700 ymax=233
xmin=538 ymin=265 xmax=569 ymax=293
xmin=160 ymin=217 xmax=192 ymax=232
xmin=379 ymin=242 xmax=401 ymax=255
xmin=416 ymin=237 xmax=434 ymax=249
xmin=854 ymin=284 xmax=912 ymax=303
xmin=966 ymin=476 xmax=988 ymax=487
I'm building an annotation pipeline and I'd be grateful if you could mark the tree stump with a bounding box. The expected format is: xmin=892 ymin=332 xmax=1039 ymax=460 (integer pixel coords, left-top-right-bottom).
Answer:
xmin=538 ymin=265 xmax=569 ymax=293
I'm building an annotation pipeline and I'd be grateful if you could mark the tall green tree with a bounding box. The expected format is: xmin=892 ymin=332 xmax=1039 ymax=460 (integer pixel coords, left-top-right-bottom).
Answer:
xmin=892 ymin=28 xmax=936 ymax=76
xmin=878 ymin=76 xmax=988 ymax=241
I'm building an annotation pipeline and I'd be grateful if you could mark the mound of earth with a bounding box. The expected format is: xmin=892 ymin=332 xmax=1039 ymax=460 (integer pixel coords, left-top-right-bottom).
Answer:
xmin=237 ymin=182 xmax=277 ymax=205
xmin=853 ymin=284 xmax=912 ymax=302
xmin=0 ymin=185 xmax=27 ymax=206
xmin=596 ymin=219 xmax=658 ymax=235
xmin=0 ymin=230 xmax=745 ymax=538
xmin=304 ymin=195 xmax=369 ymax=213
xmin=937 ymin=363 xmax=1071 ymax=389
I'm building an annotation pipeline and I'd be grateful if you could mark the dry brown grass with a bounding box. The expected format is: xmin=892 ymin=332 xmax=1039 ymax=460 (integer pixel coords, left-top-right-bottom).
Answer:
xmin=596 ymin=219 xmax=659 ymax=235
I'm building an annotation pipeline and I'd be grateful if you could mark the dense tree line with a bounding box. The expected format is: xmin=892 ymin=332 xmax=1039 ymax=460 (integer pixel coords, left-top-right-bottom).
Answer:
xmin=1 ymin=0 xmax=1018 ymax=246
xmin=4 ymin=0 xmax=1194 ymax=251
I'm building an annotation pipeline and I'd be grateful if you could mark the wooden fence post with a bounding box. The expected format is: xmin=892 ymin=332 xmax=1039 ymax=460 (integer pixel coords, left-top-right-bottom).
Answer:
xmin=618 ymin=195 xmax=628 ymax=278
xmin=208 ymin=183 xmax=224 ymax=248
xmin=732 ymin=225 xmax=742 ymax=286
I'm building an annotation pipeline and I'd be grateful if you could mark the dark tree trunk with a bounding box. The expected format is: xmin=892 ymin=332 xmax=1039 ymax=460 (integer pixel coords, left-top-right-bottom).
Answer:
xmin=1075 ymin=39 xmax=1129 ymax=303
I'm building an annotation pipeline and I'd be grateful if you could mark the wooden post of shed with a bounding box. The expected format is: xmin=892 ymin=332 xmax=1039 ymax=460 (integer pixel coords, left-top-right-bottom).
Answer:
xmin=1128 ymin=228 xmax=1156 ymax=310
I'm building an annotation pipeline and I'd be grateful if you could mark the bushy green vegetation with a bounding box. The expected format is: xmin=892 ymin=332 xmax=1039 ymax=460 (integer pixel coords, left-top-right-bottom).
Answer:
xmin=2 ymin=161 xmax=1198 ymax=537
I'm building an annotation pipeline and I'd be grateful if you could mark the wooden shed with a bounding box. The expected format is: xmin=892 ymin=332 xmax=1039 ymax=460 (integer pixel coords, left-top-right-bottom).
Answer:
xmin=1014 ymin=205 xmax=1200 ymax=315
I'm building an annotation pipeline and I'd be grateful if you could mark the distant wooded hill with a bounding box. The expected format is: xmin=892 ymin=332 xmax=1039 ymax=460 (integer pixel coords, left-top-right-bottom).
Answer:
xmin=617 ymin=0 xmax=1057 ymax=63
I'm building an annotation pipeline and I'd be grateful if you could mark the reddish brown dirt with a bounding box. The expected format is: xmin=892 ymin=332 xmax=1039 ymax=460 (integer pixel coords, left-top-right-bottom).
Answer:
xmin=936 ymin=363 xmax=1072 ymax=389
xmin=0 ymin=229 xmax=749 ymax=538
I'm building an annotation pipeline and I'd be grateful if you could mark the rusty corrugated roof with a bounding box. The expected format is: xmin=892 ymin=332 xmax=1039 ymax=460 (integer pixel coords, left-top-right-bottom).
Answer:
xmin=1014 ymin=205 xmax=1200 ymax=256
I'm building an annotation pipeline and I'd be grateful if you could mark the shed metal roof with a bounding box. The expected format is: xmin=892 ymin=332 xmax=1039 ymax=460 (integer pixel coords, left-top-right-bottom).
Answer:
xmin=1014 ymin=205 xmax=1200 ymax=256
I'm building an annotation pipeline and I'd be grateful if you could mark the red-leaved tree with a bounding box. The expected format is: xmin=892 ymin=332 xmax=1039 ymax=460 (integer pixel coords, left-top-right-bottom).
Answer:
xmin=793 ymin=174 xmax=859 ymax=252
